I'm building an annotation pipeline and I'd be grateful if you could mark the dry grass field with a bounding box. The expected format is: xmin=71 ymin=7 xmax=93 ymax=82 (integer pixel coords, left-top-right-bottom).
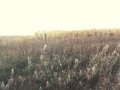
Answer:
xmin=0 ymin=30 xmax=120 ymax=90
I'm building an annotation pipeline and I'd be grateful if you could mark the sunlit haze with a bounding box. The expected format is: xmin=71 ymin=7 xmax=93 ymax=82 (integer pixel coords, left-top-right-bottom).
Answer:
xmin=0 ymin=0 xmax=120 ymax=35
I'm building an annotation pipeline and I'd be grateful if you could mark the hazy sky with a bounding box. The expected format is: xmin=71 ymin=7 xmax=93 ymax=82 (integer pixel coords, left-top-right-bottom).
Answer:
xmin=0 ymin=0 xmax=120 ymax=35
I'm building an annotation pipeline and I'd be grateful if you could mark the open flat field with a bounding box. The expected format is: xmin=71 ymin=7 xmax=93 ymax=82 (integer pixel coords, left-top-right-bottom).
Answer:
xmin=0 ymin=30 xmax=120 ymax=90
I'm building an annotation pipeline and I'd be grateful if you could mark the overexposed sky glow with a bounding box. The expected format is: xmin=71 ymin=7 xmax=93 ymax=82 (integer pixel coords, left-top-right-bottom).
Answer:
xmin=0 ymin=0 xmax=120 ymax=35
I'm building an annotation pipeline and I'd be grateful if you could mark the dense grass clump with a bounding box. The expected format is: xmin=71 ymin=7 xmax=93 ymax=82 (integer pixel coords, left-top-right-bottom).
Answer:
xmin=0 ymin=30 xmax=120 ymax=90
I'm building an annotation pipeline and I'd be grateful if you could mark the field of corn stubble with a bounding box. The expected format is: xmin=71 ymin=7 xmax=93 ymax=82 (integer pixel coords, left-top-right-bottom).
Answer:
xmin=0 ymin=30 xmax=120 ymax=90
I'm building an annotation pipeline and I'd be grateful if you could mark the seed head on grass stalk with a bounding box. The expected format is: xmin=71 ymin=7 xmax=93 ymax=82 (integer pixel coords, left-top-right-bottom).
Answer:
xmin=58 ymin=76 xmax=61 ymax=86
xmin=74 ymin=59 xmax=79 ymax=68
xmin=91 ymin=64 xmax=97 ymax=76
xmin=92 ymin=44 xmax=109 ymax=61
xmin=40 ymin=54 xmax=44 ymax=60
xmin=8 ymin=77 xmax=14 ymax=87
xmin=111 ymin=44 xmax=120 ymax=57
xmin=27 ymin=56 xmax=32 ymax=69
xmin=43 ymin=44 xmax=47 ymax=51
xmin=39 ymin=86 xmax=42 ymax=90
xmin=67 ymin=74 xmax=71 ymax=82
xmin=18 ymin=75 xmax=24 ymax=85
xmin=90 ymin=44 xmax=109 ymax=66
xmin=5 ymin=84 xmax=9 ymax=90
xmin=11 ymin=68 xmax=15 ymax=76
xmin=46 ymin=81 xmax=50 ymax=88
xmin=1 ymin=81 xmax=5 ymax=89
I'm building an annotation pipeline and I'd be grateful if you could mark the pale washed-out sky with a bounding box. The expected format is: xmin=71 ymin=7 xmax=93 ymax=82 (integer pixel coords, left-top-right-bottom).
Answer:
xmin=0 ymin=0 xmax=120 ymax=35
